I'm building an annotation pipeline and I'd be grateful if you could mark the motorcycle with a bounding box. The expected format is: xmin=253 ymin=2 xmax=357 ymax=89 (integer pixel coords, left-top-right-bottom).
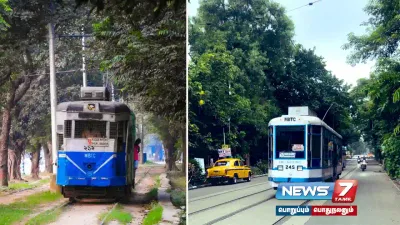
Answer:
xmin=360 ymin=161 xmax=367 ymax=171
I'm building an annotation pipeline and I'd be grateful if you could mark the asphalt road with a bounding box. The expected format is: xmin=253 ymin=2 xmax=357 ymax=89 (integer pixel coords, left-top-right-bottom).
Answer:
xmin=188 ymin=160 xmax=400 ymax=225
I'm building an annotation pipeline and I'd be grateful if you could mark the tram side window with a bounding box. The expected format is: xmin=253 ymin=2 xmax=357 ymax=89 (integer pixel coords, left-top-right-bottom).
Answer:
xmin=322 ymin=129 xmax=329 ymax=167
xmin=311 ymin=126 xmax=321 ymax=167
xmin=268 ymin=126 xmax=273 ymax=168
xmin=75 ymin=120 xmax=107 ymax=138
xmin=117 ymin=121 xmax=126 ymax=152
xmin=332 ymin=142 xmax=337 ymax=166
xmin=110 ymin=122 xmax=118 ymax=139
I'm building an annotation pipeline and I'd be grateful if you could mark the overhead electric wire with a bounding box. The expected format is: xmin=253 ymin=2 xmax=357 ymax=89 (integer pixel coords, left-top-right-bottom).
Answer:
xmin=288 ymin=0 xmax=323 ymax=12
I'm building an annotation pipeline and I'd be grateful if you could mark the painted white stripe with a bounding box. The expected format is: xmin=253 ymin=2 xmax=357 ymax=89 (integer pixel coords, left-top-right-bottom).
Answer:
xmin=66 ymin=155 xmax=87 ymax=175
xmin=59 ymin=154 xmax=66 ymax=158
xmin=93 ymin=154 xmax=116 ymax=175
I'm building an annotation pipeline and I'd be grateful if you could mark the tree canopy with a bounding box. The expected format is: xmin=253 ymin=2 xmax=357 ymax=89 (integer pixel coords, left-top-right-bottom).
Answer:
xmin=189 ymin=0 xmax=359 ymax=164
xmin=345 ymin=0 xmax=400 ymax=178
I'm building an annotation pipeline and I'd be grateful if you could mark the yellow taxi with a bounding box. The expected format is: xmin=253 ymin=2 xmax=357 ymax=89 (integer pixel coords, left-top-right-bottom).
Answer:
xmin=206 ymin=158 xmax=252 ymax=185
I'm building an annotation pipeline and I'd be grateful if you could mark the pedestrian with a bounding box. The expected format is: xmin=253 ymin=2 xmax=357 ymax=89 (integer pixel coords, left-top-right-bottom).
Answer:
xmin=134 ymin=138 xmax=141 ymax=169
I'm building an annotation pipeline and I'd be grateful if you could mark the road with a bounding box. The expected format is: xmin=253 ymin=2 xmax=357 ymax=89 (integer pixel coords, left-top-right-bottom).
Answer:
xmin=188 ymin=160 xmax=400 ymax=225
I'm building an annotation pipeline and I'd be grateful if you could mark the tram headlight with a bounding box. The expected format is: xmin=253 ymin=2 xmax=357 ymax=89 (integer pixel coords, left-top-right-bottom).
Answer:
xmin=278 ymin=165 xmax=283 ymax=171
xmin=297 ymin=166 xmax=303 ymax=171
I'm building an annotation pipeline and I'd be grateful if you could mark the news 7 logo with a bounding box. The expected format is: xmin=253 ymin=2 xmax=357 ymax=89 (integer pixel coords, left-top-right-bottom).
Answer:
xmin=276 ymin=180 xmax=358 ymax=203
xmin=332 ymin=180 xmax=358 ymax=203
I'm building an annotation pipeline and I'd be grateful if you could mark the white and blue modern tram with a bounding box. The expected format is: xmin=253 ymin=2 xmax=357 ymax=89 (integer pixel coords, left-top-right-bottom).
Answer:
xmin=268 ymin=107 xmax=343 ymax=190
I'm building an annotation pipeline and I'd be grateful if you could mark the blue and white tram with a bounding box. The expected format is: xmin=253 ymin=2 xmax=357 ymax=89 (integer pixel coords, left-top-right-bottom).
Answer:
xmin=268 ymin=107 xmax=344 ymax=190
xmin=55 ymin=87 xmax=136 ymax=199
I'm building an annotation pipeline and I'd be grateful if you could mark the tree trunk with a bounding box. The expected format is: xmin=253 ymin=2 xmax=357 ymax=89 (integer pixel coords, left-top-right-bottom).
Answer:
xmin=8 ymin=149 xmax=18 ymax=180
xmin=181 ymin=127 xmax=186 ymax=174
xmin=16 ymin=150 xmax=22 ymax=180
xmin=165 ymin=140 xmax=178 ymax=171
xmin=0 ymin=75 xmax=32 ymax=186
xmin=31 ymin=146 xmax=40 ymax=179
xmin=0 ymin=91 xmax=15 ymax=186
xmin=246 ymin=154 xmax=250 ymax=167
xmin=43 ymin=141 xmax=53 ymax=173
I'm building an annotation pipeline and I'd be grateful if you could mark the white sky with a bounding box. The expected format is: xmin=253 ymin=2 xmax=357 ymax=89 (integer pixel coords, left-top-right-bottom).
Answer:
xmin=188 ymin=0 xmax=375 ymax=87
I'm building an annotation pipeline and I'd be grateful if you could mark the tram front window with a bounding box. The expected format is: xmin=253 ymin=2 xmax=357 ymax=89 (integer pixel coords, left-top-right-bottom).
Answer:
xmin=75 ymin=120 xmax=107 ymax=138
xmin=276 ymin=126 xmax=305 ymax=159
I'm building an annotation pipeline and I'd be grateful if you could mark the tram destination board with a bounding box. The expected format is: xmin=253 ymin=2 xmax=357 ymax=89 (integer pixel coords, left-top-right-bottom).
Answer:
xmin=88 ymin=138 xmax=109 ymax=147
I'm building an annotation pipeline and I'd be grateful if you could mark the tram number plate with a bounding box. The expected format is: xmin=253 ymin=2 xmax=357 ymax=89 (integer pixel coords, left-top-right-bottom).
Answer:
xmin=84 ymin=146 xmax=94 ymax=151
xmin=285 ymin=165 xmax=295 ymax=169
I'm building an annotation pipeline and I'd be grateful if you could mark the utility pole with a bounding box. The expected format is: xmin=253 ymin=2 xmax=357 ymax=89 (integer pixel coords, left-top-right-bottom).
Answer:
xmin=48 ymin=21 xmax=61 ymax=193
xmin=140 ymin=115 xmax=145 ymax=164
xmin=49 ymin=23 xmax=57 ymax=175
xmin=223 ymin=128 xmax=226 ymax=145
xmin=81 ymin=26 xmax=87 ymax=87
xmin=111 ymin=82 xmax=115 ymax=101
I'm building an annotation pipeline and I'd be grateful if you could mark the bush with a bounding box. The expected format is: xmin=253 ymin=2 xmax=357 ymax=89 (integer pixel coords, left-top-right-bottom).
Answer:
xmin=255 ymin=160 xmax=268 ymax=174
xmin=251 ymin=167 xmax=263 ymax=175
xmin=188 ymin=159 xmax=206 ymax=186
xmin=382 ymin=135 xmax=400 ymax=179
xmin=170 ymin=190 xmax=185 ymax=207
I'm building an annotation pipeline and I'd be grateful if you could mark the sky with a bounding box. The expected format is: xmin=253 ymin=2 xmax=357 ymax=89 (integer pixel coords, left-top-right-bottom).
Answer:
xmin=188 ymin=0 xmax=374 ymax=87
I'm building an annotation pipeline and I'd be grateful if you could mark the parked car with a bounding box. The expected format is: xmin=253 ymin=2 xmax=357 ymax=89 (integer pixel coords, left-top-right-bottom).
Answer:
xmin=206 ymin=158 xmax=251 ymax=185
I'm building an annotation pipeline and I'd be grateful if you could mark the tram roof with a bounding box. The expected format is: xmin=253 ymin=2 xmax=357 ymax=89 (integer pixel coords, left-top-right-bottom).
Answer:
xmin=57 ymin=101 xmax=131 ymax=114
xmin=268 ymin=115 xmax=342 ymax=139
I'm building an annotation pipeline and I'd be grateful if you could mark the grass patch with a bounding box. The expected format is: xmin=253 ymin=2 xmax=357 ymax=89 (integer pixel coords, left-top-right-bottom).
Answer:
xmin=25 ymin=206 xmax=63 ymax=225
xmin=0 ymin=191 xmax=62 ymax=225
xmin=146 ymin=188 xmax=158 ymax=201
xmin=142 ymin=202 xmax=163 ymax=225
xmin=99 ymin=204 xmax=132 ymax=225
xmin=152 ymin=175 xmax=161 ymax=188
xmin=3 ymin=178 xmax=50 ymax=192
xmin=145 ymin=160 xmax=155 ymax=165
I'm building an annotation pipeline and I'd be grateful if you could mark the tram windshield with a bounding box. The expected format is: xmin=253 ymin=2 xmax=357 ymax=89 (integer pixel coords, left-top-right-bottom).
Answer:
xmin=275 ymin=126 xmax=305 ymax=159
xmin=75 ymin=120 xmax=107 ymax=138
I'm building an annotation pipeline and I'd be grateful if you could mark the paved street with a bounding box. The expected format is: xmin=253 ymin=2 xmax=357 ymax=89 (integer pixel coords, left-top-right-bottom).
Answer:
xmin=188 ymin=160 xmax=400 ymax=225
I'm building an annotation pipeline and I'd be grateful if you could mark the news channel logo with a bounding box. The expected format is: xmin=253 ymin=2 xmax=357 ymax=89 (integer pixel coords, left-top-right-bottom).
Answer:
xmin=275 ymin=180 xmax=358 ymax=203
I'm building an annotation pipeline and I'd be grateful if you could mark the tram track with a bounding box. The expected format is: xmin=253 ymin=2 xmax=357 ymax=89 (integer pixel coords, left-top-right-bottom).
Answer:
xmin=190 ymin=187 xmax=273 ymax=216
xmin=194 ymin=162 xmax=358 ymax=225
xmin=203 ymin=193 xmax=276 ymax=225
xmin=50 ymin=167 xmax=153 ymax=225
xmin=190 ymin=181 xmax=270 ymax=203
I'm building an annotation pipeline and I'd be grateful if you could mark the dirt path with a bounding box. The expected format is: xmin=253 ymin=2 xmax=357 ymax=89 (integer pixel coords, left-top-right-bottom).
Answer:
xmin=158 ymin=173 xmax=181 ymax=225
xmin=123 ymin=164 xmax=166 ymax=224
xmin=48 ymin=200 xmax=115 ymax=225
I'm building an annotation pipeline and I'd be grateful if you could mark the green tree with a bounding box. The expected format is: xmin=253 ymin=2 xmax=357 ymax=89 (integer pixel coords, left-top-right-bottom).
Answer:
xmin=189 ymin=0 xmax=359 ymax=165
xmin=0 ymin=0 xmax=10 ymax=30
xmin=345 ymin=0 xmax=400 ymax=178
